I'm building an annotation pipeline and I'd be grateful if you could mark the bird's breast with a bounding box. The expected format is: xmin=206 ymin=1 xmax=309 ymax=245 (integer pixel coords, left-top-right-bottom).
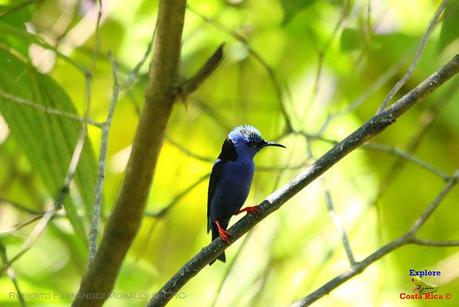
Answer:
xmin=214 ymin=159 xmax=254 ymax=206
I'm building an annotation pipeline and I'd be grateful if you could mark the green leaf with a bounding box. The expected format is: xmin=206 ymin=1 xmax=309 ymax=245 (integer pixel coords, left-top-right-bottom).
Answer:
xmin=0 ymin=48 xmax=97 ymax=245
xmin=279 ymin=0 xmax=318 ymax=25
xmin=340 ymin=28 xmax=364 ymax=52
xmin=438 ymin=1 xmax=459 ymax=52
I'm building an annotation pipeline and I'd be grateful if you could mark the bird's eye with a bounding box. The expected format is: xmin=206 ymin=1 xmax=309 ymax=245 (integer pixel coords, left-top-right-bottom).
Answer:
xmin=247 ymin=141 xmax=258 ymax=148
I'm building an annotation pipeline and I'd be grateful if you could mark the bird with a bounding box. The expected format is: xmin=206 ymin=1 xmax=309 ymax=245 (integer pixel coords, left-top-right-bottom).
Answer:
xmin=207 ymin=125 xmax=285 ymax=264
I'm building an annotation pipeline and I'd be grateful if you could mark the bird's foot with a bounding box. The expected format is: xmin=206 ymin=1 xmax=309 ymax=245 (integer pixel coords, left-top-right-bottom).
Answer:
xmin=215 ymin=220 xmax=231 ymax=244
xmin=237 ymin=205 xmax=261 ymax=215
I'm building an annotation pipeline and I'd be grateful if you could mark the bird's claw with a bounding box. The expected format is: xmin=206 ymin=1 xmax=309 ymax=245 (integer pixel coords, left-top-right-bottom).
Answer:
xmin=237 ymin=205 xmax=261 ymax=215
xmin=218 ymin=229 xmax=231 ymax=244
xmin=215 ymin=220 xmax=231 ymax=244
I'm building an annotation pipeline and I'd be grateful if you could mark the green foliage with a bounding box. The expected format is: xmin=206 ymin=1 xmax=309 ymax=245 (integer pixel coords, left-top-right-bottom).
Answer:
xmin=340 ymin=27 xmax=364 ymax=51
xmin=0 ymin=0 xmax=458 ymax=306
xmin=438 ymin=1 xmax=459 ymax=52
xmin=279 ymin=0 xmax=318 ymax=25
xmin=0 ymin=48 xmax=97 ymax=243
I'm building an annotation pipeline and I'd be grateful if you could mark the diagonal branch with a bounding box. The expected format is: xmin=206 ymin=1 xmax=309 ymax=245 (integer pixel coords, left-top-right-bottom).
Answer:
xmin=147 ymin=54 xmax=459 ymax=307
xmin=292 ymin=170 xmax=458 ymax=306
xmin=324 ymin=189 xmax=356 ymax=266
xmin=179 ymin=44 xmax=225 ymax=97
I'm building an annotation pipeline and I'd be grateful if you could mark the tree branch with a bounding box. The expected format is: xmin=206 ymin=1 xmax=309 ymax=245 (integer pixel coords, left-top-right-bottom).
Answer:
xmin=324 ymin=189 xmax=356 ymax=266
xmin=147 ymin=54 xmax=459 ymax=307
xmin=179 ymin=44 xmax=225 ymax=97
xmin=376 ymin=0 xmax=447 ymax=112
xmin=72 ymin=1 xmax=187 ymax=306
xmin=88 ymin=57 xmax=120 ymax=265
xmin=292 ymin=170 xmax=458 ymax=306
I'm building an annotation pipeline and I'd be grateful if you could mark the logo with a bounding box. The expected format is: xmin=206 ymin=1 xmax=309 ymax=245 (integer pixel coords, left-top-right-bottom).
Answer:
xmin=399 ymin=269 xmax=452 ymax=300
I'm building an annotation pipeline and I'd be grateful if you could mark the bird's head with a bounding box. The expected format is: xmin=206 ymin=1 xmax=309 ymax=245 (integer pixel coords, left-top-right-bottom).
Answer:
xmin=226 ymin=125 xmax=285 ymax=159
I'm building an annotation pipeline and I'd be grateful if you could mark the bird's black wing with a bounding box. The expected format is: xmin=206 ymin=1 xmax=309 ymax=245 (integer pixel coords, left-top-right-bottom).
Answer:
xmin=207 ymin=159 xmax=225 ymax=233
xmin=207 ymin=138 xmax=237 ymax=233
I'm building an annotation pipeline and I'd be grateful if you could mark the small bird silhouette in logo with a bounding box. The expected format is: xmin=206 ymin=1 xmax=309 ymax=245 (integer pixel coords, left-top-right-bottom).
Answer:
xmin=412 ymin=276 xmax=438 ymax=294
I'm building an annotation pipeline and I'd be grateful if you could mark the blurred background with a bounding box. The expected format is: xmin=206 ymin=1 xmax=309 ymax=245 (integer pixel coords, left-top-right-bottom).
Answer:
xmin=0 ymin=0 xmax=458 ymax=306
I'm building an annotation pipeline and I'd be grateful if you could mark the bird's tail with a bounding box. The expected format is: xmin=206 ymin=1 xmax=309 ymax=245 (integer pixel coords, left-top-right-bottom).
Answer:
xmin=209 ymin=222 xmax=226 ymax=265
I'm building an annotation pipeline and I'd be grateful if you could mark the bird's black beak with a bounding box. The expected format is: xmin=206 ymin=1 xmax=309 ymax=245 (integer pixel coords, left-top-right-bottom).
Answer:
xmin=264 ymin=141 xmax=286 ymax=148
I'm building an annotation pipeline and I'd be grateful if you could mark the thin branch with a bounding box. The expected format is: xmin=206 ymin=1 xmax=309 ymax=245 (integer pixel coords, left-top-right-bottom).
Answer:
xmin=376 ymin=0 xmax=447 ymax=112
xmin=0 ymin=88 xmax=103 ymax=128
xmin=88 ymin=56 xmax=120 ymax=265
xmin=370 ymin=78 xmax=458 ymax=207
xmin=293 ymin=171 xmax=458 ymax=306
xmin=292 ymin=233 xmax=410 ymax=307
xmin=362 ymin=143 xmax=449 ymax=180
xmin=144 ymin=173 xmax=210 ymax=218
xmin=0 ymin=241 xmax=26 ymax=307
xmin=0 ymin=197 xmax=42 ymax=215
xmin=411 ymin=238 xmax=459 ymax=247
xmin=0 ymin=22 xmax=88 ymax=73
xmin=180 ymin=44 xmax=225 ymax=97
xmin=122 ymin=28 xmax=156 ymax=89
xmin=307 ymin=0 xmax=351 ymax=114
xmin=298 ymin=132 xmax=450 ymax=180
xmin=324 ymin=189 xmax=355 ymax=266
xmin=187 ymin=5 xmax=294 ymax=132
xmin=0 ymin=0 xmax=40 ymax=18
xmin=209 ymin=232 xmax=253 ymax=307
xmin=410 ymin=170 xmax=459 ymax=233
xmin=166 ymin=135 xmax=309 ymax=171
xmin=0 ymin=210 xmax=65 ymax=236
xmin=147 ymin=54 xmax=459 ymax=307
xmin=0 ymin=129 xmax=88 ymax=275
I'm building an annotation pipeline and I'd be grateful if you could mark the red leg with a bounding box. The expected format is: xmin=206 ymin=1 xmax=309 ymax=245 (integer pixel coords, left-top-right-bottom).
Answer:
xmin=215 ymin=220 xmax=231 ymax=244
xmin=236 ymin=205 xmax=261 ymax=215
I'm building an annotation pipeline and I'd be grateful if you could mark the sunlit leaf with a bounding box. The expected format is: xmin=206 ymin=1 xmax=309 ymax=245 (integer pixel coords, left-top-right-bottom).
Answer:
xmin=0 ymin=48 xmax=97 ymax=244
xmin=438 ymin=1 xmax=459 ymax=52
xmin=340 ymin=27 xmax=364 ymax=51
xmin=279 ymin=0 xmax=317 ymax=25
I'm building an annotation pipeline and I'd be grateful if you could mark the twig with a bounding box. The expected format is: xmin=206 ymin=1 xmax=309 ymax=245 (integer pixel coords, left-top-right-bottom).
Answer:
xmin=209 ymin=232 xmax=253 ymax=307
xmin=324 ymin=189 xmax=355 ymax=266
xmin=370 ymin=78 xmax=458 ymax=207
xmin=410 ymin=170 xmax=459 ymax=233
xmin=0 ymin=210 xmax=65 ymax=236
xmin=122 ymin=28 xmax=156 ymax=89
xmin=0 ymin=0 xmax=40 ymax=18
xmin=298 ymin=132 xmax=450 ymax=180
xmin=147 ymin=55 xmax=459 ymax=307
xmin=187 ymin=5 xmax=294 ymax=132
xmin=0 ymin=22 xmax=88 ymax=73
xmin=307 ymin=0 xmax=351 ymax=115
xmin=88 ymin=56 xmax=120 ymax=265
xmin=0 ymin=197 xmax=42 ymax=215
xmin=144 ymin=173 xmax=210 ymax=218
xmin=166 ymin=135 xmax=308 ymax=171
xmin=293 ymin=170 xmax=458 ymax=306
xmin=0 ymin=129 xmax=88 ymax=275
xmin=362 ymin=143 xmax=449 ymax=180
xmin=411 ymin=238 xmax=459 ymax=247
xmin=376 ymin=0 xmax=447 ymax=113
xmin=180 ymin=44 xmax=225 ymax=97
xmin=0 ymin=88 xmax=103 ymax=128
xmin=0 ymin=241 xmax=26 ymax=307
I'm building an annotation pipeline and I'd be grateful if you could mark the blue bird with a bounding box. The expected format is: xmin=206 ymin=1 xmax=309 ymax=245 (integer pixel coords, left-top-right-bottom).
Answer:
xmin=207 ymin=125 xmax=285 ymax=264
